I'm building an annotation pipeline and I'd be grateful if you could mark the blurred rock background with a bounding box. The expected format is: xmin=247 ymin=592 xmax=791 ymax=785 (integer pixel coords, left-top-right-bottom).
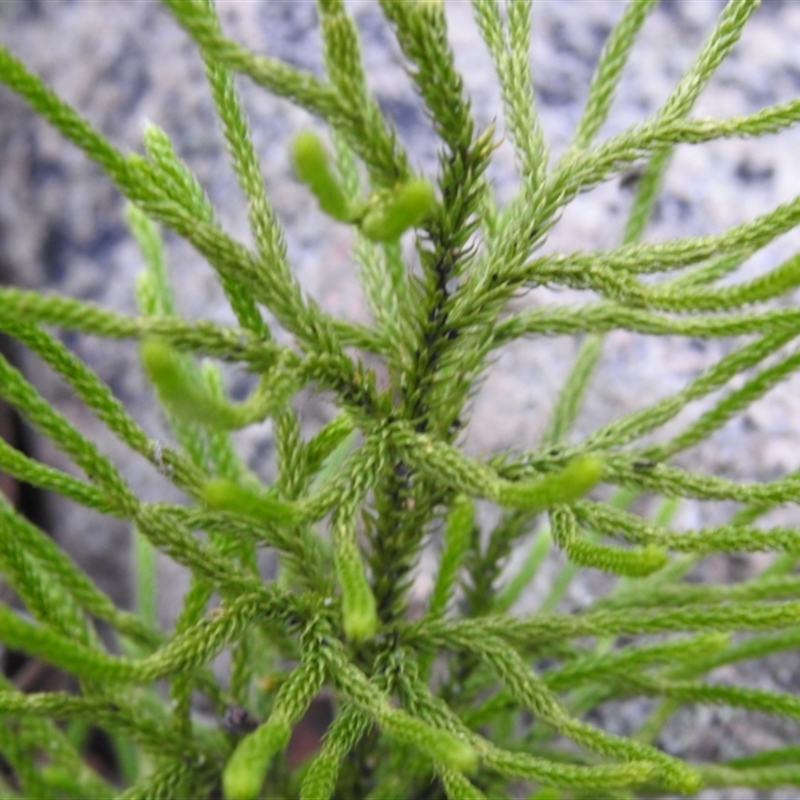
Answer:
xmin=2 ymin=1 xmax=800 ymax=796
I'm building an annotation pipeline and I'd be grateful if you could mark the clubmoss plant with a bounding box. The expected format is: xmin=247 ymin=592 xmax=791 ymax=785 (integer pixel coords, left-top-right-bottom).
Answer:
xmin=3 ymin=0 xmax=800 ymax=797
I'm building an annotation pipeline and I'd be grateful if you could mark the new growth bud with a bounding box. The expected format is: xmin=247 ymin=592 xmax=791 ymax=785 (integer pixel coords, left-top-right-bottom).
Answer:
xmin=290 ymin=130 xmax=436 ymax=240
xmin=360 ymin=178 xmax=436 ymax=242
xmin=337 ymin=549 xmax=378 ymax=642
xmin=291 ymin=131 xmax=352 ymax=221
xmin=203 ymin=479 xmax=301 ymax=525
xmin=566 ymin=540 xmax=668 ymax=577
xmin=223 ymin=718 xmax=291 ymax=800
xmin=498 ymin=456 xmax=604 ymax=512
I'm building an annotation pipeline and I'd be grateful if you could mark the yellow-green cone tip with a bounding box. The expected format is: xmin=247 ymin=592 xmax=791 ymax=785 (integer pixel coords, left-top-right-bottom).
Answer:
xmin=343 ymin=593 xmax=377 ymax=642
xmin=141 ymin=338 xmax=174 ymax=376
xmin=445 ymin=739 xmax=479 ymax=774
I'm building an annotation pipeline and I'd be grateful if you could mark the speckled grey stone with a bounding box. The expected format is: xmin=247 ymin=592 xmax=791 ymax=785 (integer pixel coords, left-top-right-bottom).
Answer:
xmin=2 ymin=1 xmax=800 ymax=791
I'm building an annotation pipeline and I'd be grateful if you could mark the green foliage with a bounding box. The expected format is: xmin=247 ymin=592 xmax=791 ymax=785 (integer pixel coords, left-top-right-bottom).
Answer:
xmin=2 ymin=0 xmax=800 ymax=797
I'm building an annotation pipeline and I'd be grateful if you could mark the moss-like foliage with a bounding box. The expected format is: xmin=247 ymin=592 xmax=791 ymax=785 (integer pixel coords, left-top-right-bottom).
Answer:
xmin=2 ymin=0 xmax=800 ymax=797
